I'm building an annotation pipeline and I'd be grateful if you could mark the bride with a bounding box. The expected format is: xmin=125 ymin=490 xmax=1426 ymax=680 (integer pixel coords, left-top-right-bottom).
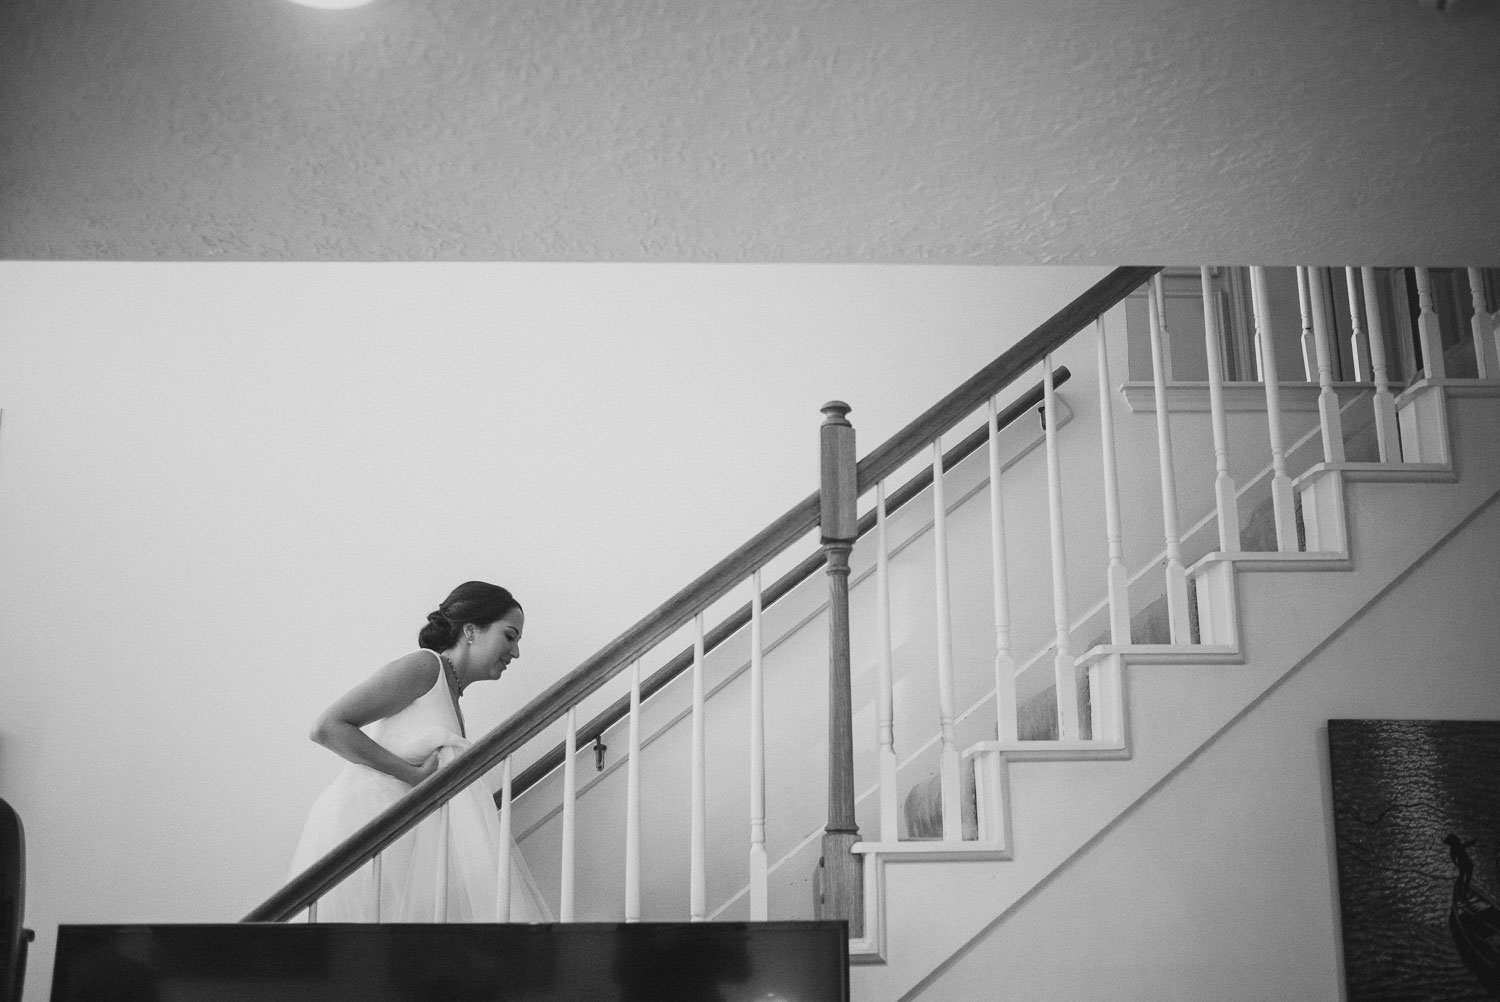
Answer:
xmin=288 ymin=581 xmax=548 ymax=922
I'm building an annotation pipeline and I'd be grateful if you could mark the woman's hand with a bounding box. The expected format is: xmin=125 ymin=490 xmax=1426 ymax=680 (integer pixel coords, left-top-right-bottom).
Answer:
xmin=408 ymin=750 xmax=443 ymax=786
xmin=311 ymin=651 xmax=450 ymax=785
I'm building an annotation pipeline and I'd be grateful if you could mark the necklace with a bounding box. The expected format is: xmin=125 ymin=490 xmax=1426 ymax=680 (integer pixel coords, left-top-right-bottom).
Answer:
xmin=439 ymin=653 xmax=462 ymax=695
xmin=438 ymin=652 xmax=467 ymax=738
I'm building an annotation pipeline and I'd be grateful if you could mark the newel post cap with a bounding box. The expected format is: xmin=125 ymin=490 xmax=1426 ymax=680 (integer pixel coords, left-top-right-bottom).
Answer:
xmin=819 ymin=401 xmax=857 ymax=542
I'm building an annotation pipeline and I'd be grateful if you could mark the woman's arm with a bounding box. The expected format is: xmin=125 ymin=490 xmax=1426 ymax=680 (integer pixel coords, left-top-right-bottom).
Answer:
xmin=310 ymin=651 xmax=444 ymax=787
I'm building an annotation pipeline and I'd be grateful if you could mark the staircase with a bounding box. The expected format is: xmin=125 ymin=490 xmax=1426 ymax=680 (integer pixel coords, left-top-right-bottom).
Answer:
xmin=253 ymin=265 xmax=1500 ymax=1000
xmin=858 ymin=387 xmax=1500 ymax=1000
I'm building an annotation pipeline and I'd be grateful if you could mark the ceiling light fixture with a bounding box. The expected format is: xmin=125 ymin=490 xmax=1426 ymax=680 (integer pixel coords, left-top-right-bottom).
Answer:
xmin=282 ymin=0 xmax=379 ymax=9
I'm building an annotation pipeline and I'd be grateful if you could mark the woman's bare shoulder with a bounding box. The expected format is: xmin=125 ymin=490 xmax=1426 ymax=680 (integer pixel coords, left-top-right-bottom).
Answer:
xmin=321 ymin=650 xmax=442 ymax=728
xmin=377 ymin=649 xmax=442 ymax=689
xmin=387 ymin=648 xmax=441 ymax=671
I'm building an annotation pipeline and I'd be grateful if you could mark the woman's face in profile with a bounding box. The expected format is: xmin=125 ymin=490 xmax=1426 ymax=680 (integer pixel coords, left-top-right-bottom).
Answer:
xmin=471 ymin=608 xmax=524 ymax=681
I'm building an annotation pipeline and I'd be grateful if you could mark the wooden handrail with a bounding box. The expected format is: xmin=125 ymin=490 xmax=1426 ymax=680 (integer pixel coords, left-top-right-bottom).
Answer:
xmin=504 ymin=365 xmax=1072 ymax=801
xmin=244 ymin=265 xmax=1156 ymax=923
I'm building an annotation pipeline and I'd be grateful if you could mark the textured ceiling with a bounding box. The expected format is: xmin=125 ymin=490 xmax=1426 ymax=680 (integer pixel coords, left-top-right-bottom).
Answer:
xmin=2 ymin=0 xmax=1497 ymax=263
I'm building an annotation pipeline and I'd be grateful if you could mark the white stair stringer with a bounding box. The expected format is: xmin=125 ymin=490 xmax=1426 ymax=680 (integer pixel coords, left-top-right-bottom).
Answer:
xmin=850 ymin=383 xmax=1500 ymax=1002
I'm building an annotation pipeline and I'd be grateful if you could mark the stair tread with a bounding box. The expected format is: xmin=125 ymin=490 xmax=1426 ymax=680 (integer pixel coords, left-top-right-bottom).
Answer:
xmin=1190 ymin=551 xmax=1352 ymax=575
xmin=853 ymin=840 xmax=1011 ymax=861
xmin=1077 ymin=643 xmax=1241 ymax=664
xmin=965 ymin=738 xmax=1130 ymax=761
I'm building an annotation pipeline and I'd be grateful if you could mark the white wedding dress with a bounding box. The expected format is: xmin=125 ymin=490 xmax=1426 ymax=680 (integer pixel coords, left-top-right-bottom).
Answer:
xmin=288 ymin=651 xmax=550 ymax=922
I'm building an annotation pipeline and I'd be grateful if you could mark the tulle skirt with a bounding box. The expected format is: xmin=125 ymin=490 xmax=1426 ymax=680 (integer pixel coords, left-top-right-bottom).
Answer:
xmin=288 ymin=734 xmax=548 ymax=923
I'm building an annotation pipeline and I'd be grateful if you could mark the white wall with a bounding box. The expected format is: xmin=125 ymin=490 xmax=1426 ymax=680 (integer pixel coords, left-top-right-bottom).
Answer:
xmin=0 ymin=261 xmax=1107 ymax=1002
xmin=914 ymin=480 xmax=1500 ymax=1000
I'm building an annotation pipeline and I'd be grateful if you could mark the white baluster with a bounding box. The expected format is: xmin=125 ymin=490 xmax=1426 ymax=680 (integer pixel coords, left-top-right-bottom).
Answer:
xmin=1157 ymin=281 xmax=1177 ymax=383
xmin=1492 ymin=285 xmax=1500 ymax=360
xmin=1043 ymin=359 xmax=1081 ymax=740
xmin=307 ymin=900 xmax=318 ymax=923
xmin=931 ymin=440 xmax=963 ymax=835
xmin=624 ymin=660 xmax=642 ymax=922
xmin=435 ymin=802 xmax=451 ymax=920
xmin=1345 ymin=268 xmax=1372 ymax=382
xmin=1251 ymin=278 xmax=1266 ymax=382
xmin=1224 ymin=268 xmax=1259 ymax=381
xmin=986 ymin=404 xmax=1019 ymax=743
xmin=1147 ymin=276 xmax=1192 ymax=641
xmin=497 ymin=757 xmax=513 ymax=921
xmin=1094 ymin=319 xmax=1131 ymax=644
xmin=1307 ymin=267 xmax=1347 ymax=464
xmin=1296 ymin=266 xmax=1316 ymax=381
xmin=1201 ymin=268 xmax=1242 ymax=550
xmin=1492 ymin=284 xmax=1500 ymax=359
xmin=748 ymin=573 xmax=769 ymax=918
xmin=1249 ymin=267 xmax=1300 ymax=552
xmin=372 ymin=852 xmax=382 ymax=921
xmin=690 ymin=613 xmax=707 ymax=919
xmin=1469 ymin=268 xmax=1499 ymax=379
xmin=1360 ymin=268 xmax=1401 ymax=462
xmin=1414 ymin=268 xmax=1446 ymax=381
xmin=875 ymin=481 xmax=901 ymax=835
xmin=560 ymin=707 xmax=577 ymax=921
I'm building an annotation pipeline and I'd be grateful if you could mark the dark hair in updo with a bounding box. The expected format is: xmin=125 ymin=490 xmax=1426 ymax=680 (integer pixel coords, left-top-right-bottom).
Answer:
xmin=418 ymin=581 xmax=522 ymax=652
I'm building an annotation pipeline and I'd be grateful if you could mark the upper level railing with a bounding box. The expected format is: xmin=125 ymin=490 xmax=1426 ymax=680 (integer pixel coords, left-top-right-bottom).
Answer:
xmin=245 ymin=265 xmax=1157 ymax=924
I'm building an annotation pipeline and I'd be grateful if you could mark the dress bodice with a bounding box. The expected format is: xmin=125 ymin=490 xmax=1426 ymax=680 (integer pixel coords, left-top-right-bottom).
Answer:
xmin=366 ymin=650 xmax=464 ymax=762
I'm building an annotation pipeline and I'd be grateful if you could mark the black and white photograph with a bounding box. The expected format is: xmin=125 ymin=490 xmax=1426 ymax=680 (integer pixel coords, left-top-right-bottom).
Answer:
xmin=2 ymin=2 xmax=1498 ymax=1000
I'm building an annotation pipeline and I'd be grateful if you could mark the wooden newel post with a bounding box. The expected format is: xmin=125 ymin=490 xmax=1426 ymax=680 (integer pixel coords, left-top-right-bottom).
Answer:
xmin=815 ymin=400 xmax=864 ymax=938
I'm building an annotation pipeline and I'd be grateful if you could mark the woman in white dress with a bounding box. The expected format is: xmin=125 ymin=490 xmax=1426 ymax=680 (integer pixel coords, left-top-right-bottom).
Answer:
xmin=288 ymin=581 xmax=548 ymax=922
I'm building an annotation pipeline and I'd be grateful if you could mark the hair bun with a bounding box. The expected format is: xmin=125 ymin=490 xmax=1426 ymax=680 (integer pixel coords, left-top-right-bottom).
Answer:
xmin=418 ymin=608 xmax=458 ymax=651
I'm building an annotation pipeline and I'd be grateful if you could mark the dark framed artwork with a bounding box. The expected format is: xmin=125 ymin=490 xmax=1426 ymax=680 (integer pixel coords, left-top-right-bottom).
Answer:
xmin=1329 ymin=719 xmax=1500 ymax=1001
